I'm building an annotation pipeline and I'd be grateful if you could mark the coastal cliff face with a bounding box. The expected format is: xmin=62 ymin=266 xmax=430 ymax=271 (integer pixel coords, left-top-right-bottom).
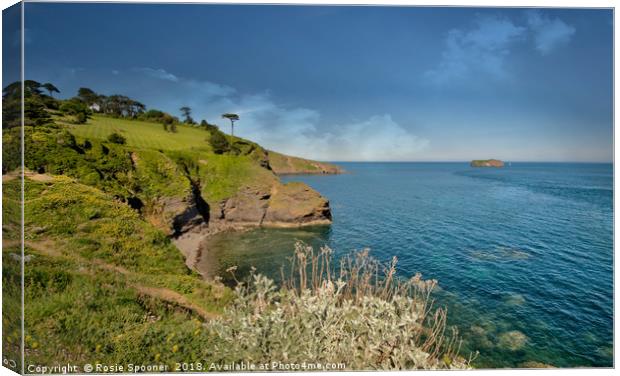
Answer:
xmin=157 ymin=174 xmax=333 ymax=271
xmin=213 ymin=183 xmax=331 ymax=227
xmin=120 ymin=139 xmax=335 ymax=234
xmin=156 ymin=181 xmax=332 ymax=231
xmin=471 ymin=159 xmax=505 ymax=168
xmin=141 ymin=152 xmax=334 ymax=238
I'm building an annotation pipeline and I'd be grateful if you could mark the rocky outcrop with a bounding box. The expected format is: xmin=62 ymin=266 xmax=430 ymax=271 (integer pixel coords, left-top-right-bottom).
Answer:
xmin=470 ymin=159 xmax=504 ymax=168
xmin=136 ymin=145 xmax=336 ymax=277
xmin=218 ymin=182 xmax=332 ymax=227
xmin=165 ymin=180 xmax=332 ymax=268
xmin=170 ymin=181 xmax=332 ymax=274
xmin=263 ymin=182 xmax=332 ymax=226
xmin=172 ymin=183 xmax=331 ymax=232
xmin=221 ymin=188 xmax=271 ymax=224
xmin=138 ymin=145 xmax=335 ymax=239
xmin=146 ymin=193 xmax=209 ymax=237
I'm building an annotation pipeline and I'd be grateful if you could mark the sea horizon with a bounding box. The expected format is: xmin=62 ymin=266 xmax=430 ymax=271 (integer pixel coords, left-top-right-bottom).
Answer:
xmin=317 ymin=160 xmax=614 ymax=164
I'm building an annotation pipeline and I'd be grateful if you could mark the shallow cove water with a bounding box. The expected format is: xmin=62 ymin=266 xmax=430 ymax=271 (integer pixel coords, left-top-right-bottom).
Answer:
xmin=198 ymin=162 xmax=613 ymax=368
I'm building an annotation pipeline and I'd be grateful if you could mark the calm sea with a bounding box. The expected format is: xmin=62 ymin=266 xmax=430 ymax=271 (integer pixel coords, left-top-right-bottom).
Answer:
xmin=200 ymin=162 xmax=613 ymax=368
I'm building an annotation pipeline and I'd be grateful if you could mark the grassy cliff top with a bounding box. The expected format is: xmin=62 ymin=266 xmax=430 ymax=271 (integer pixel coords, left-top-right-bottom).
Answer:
xmin=64 ymin=115 xmax=212 ymax=151
xmin=268 ymin=150 xmax=343 ymax=175
xmin=67 ymin=115 xmax=341 ymax=174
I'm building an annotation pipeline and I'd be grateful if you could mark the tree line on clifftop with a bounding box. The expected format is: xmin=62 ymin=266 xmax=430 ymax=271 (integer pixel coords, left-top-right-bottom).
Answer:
xmin=2 ymin=80 xmax=241 ymax=156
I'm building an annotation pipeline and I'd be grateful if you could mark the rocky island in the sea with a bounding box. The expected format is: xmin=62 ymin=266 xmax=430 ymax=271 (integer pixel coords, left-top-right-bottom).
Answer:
xmin=471 ymin=159 xmax=505 ymax=168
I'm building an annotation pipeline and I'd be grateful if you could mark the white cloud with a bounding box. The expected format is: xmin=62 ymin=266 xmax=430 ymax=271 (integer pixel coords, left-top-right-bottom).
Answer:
xmin=184 ymin=79 xmax=236 ymax=98
xmin=126 ymin=68 xmax=428 ymax=161
xmin=319 ymin=114 xmax=430 ymax=161
xmin=526 ymin=10 xmax=576 ymax=54
xmin=426 ymin=12 xmax=576 ymax=85
xmin=133 ymin=67 xmax=179 ymax=82
xmin=233 ymin=99 xmax=429 ymax=161
xmin=425 ymin=15 xmax=526 ymax=85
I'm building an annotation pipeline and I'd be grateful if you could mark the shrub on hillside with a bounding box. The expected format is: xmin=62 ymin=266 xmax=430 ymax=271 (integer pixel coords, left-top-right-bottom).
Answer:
xmin=209 ymin=130 xmax=230 ymax=154
xmin=200 ymin=119 xmax=220 ymax=133
xmin=59 ymin=99 xmax=92 ymax=124
xmin=140 ymin=109 xmax=179 ymax=132
xmin=2 ymin=127 xmax=21 ymax=173
xmin=23 ymin=124 xmax=134 ymax=190
xmin=40 ymin=95 xmax=60 ymax=110
xmin=107 ymin=132 xmax=126 ymax=145
xmin=140 ymin=109 xmax=166 ymax=120
xmin=209 ymin=242 xmax=471 ymax=370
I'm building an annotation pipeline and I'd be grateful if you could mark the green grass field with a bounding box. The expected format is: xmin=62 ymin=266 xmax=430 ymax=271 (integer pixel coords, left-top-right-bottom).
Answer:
xmin=63 ymin=115 xmax=340 ymax=176
xmin=64 ymin=115 xmax=213 ymax=151
xmin=56 ymin=114 xmax=278 ymax=204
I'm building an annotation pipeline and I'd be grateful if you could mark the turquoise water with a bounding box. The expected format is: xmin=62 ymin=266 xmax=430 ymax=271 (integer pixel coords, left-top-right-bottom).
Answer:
xmin=202 ymin=162 xmax=613 ymax=368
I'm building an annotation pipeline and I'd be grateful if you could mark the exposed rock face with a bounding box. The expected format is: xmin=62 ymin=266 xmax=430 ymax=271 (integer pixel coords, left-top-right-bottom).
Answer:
xmin=159 ymin=181 xmax=332 ymax=238
xmin=219 ymin=182 xmax=332 ymax=227
xmin=171 ymin=181 xmax=332 ymax=275
xmin=263 ymin=182 xmax=332 ymax=226
xmin=470 ymin=159 xmax=504 ymax=168
xmin=170 ymin=181 xmax=332 ymax=274
xmin=222 ymin=188 xmax=271 ymax=224
xmin=147 ymin=193 xmax=209 ymax=237
xmin=170 ymin=197 xmax=206 ymax=235
xmin=155 ymin=169 xmax=332 ymax=275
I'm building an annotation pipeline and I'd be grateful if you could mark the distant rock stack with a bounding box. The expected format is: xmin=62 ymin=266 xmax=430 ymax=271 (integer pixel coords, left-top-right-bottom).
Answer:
xmin=470 ymin=159 xmax=505 ymax=168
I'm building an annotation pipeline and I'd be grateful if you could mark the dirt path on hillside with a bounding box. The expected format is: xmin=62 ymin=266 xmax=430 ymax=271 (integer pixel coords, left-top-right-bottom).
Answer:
xmin=23 ymin=238 xmax=217 ymax=321
xmin=133 ymin=285 xmax=217 ymax=320
xmin=3 ymin=171 xmax=56 ymax=183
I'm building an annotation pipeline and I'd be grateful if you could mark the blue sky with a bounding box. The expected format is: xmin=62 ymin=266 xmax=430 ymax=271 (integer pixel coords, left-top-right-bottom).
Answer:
xmin=11 ymin=3 xmax=614 ymax=161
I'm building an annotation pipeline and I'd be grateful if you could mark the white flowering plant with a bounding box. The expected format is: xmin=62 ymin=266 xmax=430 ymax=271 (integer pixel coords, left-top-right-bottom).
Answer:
xmin=208 ymin=242 xmax=473 ymax=370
